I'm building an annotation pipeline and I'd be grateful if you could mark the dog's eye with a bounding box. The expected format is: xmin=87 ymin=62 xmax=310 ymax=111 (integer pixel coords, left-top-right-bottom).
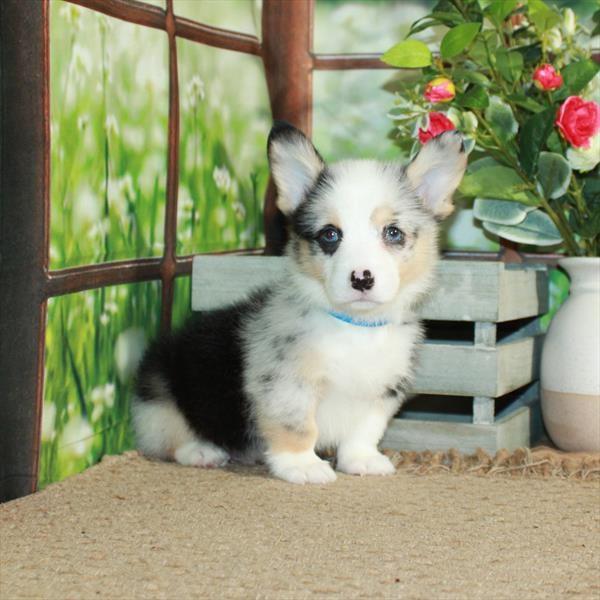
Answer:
xmin=317 ymin=226 xmax=341 ymax=244
xmin=315 ymin=225 xmax=342 ymax=255
xmin=383 ymin=225 xmax=405 ymax=245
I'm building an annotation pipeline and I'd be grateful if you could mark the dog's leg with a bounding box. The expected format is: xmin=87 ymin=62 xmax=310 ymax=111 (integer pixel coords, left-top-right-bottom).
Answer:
xmin=336 ymin=405 xmax=395 ymax=476
xmin=260 ymin=418 xmax=337 ymax=485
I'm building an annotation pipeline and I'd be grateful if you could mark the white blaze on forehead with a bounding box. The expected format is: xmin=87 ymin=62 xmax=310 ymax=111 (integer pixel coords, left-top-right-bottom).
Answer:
xmin=322 ymin=160 xmax=426 ymax=232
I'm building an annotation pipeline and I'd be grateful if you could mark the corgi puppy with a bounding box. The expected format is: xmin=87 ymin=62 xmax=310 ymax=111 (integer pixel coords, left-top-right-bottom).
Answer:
xmin=132 ymin=122 xmax=466 ymax=484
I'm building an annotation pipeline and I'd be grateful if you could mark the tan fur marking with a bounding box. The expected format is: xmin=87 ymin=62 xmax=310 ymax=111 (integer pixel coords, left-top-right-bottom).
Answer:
xmin=370 ymin=205 xmax=396 ymax=230
xmin=260 ymin=418 xmax=318 ymax=454
xmin=397 ymin=227 xmax=439 ymax=286
xmin=296 ymin=238 xmax=325 ymax=282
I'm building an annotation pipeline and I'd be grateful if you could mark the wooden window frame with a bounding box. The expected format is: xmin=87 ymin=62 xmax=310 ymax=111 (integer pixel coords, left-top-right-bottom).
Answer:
xmin=0 ymin=0 xmax=558 ymax=501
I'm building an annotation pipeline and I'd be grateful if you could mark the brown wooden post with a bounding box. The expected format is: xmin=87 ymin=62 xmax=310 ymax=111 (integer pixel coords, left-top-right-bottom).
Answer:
xmin=261 ymin=0 xmax=314 ymax=255
xmin=0 ymin=0 xmax=49 ymax=501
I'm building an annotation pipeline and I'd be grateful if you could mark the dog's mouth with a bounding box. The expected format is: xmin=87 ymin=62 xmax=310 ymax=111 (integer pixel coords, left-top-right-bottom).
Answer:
xmin=345 ymin=299 xmax=381 ymax=311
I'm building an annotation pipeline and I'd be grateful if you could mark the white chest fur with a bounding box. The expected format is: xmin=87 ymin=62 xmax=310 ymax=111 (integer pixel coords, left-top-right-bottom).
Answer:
xmin=301 ymin=315 xmax=420 ymax=448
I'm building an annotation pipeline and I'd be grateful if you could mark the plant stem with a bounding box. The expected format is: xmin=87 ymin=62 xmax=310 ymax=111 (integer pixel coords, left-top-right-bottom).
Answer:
xmin=473 ymin=112 xmax=582 ymax=255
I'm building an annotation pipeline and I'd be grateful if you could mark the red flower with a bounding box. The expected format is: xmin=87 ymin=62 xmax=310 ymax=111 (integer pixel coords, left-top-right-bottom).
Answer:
xmin=424 ymin=77 xmax=456 ymax=103
xmin=555 ymin=96 xmax=600 ymax=149
xmin=533 ymin=64 xmax=563 ymax=91
xmin=418 ymin=112 xmax=456 ymax=144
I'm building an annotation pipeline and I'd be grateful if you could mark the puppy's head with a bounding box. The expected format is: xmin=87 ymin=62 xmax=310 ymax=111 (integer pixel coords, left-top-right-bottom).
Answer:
xmin=267 ymin=122 xmax=466 ymax=316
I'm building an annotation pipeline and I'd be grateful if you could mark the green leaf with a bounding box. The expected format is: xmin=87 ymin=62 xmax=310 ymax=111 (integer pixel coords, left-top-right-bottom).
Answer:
xmin=537 ymin=152 xmax=572 ymax=200
xmin=459 ymin=166 xmax=539 ymax=205
xmin=473 ymin=198 xmax=530 ymax=225
xmin=430 ymin=11 xmax=466 ymax=25
xmin=569 ymin=206 xmax=600 ymax=240
xmin=528 ymin=0 xmax=561 ymax=33
xmin=455 ymin=85 xmax=489 ymax=109
xmin=485 ymin=0 xmax=519 ymax=26
xmin=507 ymin=93 xmax=544 ymax=113
xmin=381 ymin=40 xmax=432 ymax=68
xmin=485 ymin=96 xmax=518 ymax=143
xmin=387 ymin=107 xmax=414 ymax=121
xmin=559 ymin=59 xmax=600 ymax=95
xmin=482 ymin=209 xmax=562 ymax=246
xmin=518 ymin=108 xmax=556 ymax=177
xmin=514 ymin=43 xmax=543 ymax=67
xmin=470 ymin=157 xmax=501 ymax=172
xmin=546 ymin=130 xmax=563 ymax=154
xmin=408 ymin=19 xmax=443 ymax=36
xmin=440 ymin=23 xmax=481 ymax=59
xmin=495 ymin=48 xmax=524 ymax=83
xmin=453 ymin=68 xmax=492 ymax=87
xmin=593 ymin=9 xmax=600 ymax=37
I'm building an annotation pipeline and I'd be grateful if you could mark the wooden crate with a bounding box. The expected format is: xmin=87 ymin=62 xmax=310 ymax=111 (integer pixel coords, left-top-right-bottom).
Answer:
xmin=191 ymin=256 xmax=548 ymax=453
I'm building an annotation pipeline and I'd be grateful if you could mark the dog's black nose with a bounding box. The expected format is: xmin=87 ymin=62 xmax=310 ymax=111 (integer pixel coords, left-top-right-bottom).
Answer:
xmin=350 ymin=270 xmax=375 ymax=292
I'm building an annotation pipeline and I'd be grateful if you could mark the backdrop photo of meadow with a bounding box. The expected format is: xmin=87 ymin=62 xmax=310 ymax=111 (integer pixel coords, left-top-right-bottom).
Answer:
xmin=41 ymin=0 xmax=572 ymax=487
xmin=42 ymin=0 xmax=270 ymax=487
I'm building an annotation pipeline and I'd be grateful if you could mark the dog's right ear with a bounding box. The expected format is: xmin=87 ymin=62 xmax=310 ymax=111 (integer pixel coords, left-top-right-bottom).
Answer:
xmin=267 ymin=121 xmax=325 ymax=216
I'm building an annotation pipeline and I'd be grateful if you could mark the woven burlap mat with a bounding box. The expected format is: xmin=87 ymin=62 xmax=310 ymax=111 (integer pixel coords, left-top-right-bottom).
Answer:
xmin=384 ymin=446 xmax=600 ymax=480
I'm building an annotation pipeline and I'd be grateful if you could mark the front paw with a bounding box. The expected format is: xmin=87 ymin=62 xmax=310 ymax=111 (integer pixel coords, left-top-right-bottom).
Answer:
xmin=337 ymin=450 xmax=395 ymax=476
xmin=267 ymin=450 xmax=337 ymax=485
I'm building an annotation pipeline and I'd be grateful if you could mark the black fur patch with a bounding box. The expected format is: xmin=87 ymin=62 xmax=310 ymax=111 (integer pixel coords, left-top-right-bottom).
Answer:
xmin=135 ymin=289 xmax=272 ymax=452
xmin=290 ymin=168 xmax=335 ymax=241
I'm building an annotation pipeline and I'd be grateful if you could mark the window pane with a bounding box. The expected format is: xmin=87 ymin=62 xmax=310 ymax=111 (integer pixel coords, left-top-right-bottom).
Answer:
xmin=50 ymin=2 xmax=168 ymax=268
xmin=313 ymin=69 xmax=401 ymax=161
xmin=39 ymin=281 xmax=161 ymax=488
xmin=177 ymin=41 xmax=270 ymax=255
xmin=174 ymin=0 xmax=262 ymax=38
xmin=314 ymin=0 xmax=434 ymax=54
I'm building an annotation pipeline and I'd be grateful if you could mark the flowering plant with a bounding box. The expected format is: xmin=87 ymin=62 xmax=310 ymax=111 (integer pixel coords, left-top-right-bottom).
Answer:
xmin=382 ymin=0 xmax=600 ymax=256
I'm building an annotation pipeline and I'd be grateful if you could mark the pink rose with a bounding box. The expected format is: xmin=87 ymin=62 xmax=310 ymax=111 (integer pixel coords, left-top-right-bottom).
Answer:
xmin=533 ymin=64 xmax=563 ymax=91
xmin=418 ymin=112 xmax=456 ymax=144
xmin=424 ymin=77 xmax=456 ymax=103
xmin=555 ymin=96 xmax=600 ymax=149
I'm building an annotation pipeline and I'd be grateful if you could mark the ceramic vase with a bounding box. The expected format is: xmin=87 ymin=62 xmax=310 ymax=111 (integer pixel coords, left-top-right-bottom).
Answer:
xmin=541 ymin=257 xmax=600 ymax=452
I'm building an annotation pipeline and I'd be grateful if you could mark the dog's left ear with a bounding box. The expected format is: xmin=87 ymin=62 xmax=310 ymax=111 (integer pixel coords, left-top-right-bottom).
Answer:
xmin=406 ymin=130 xmax=467 ymax=219
xmin=267 ymin=121 xmax=325 ymax=216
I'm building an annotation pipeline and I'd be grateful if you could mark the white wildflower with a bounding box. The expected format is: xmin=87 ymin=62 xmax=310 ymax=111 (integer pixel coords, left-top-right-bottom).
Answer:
xmin=88 ymin=219 xmax=106 ymax=241
xmin=213 ymin=166 xmax=232 ymax=193
xmin=100 ymin=312 xmax=110 ymax=326
xmin=567 ymin=134 xmax=600 ymax=173
xmin=542 ymin=28 xmax=563 ymax=53
xmin=97 ymin=13 xmax=112 ymax=33
xmin=77 ymin=115 xmax=89 ymax=132
xmin=41 ymin=402 xmax=57 ymax=442
xmin=119 ymin=174 xmax=135 ymax=200
xmin=72 ymin=44 xmax=92 ymax=79
xmin=91 ymin=383 xmax=115 ymax=410
xmin=73 ymin=187 xmax=101 ymax=231
xmin=186 ymin=75 xmax=205 ymax=109
xmin=105 ymin=301 xmax=119 ymax=314
xmin=222 ymin=227 xmax=235 ymax=243
xmin=91 ymin=403 xmax=104 ymax=422
xmin=61 ymin=416 xmax=93 ymax=458
xmin=239 ymin=227 xmax=254 ymax=244
xmin=122 ymin=125 xmax=145 ymax=152
xmin=562 ymin=8 xmax=576 ymax=37
xmin=104 ymin=114 xmax=120 ymax=138
xmin=214 ymin=206 xmax=227 ymax=227
xmin=59 ymin=3 xmax=81 ymax=28
xmin=232 ymin=201 xmax=247 ymax=221
xmin=49 ymin=244 xmax=60 ymax=263
xmin=114 ymin=327 xmax=147 ymax=383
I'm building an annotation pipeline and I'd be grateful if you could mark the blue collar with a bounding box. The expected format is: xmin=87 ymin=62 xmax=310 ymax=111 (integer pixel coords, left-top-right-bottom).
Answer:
xmin=327 ymin=310 xmax=389 ymax=328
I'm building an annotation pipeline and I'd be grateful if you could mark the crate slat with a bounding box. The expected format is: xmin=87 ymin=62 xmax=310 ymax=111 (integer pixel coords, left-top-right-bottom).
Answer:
xmin=192 ymin=256 xmax=548 ymax=322
xmin=382 ymin=384 xmax=541 ymax=454
xmin=413 ymin=336 xmax=541 ymax=398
